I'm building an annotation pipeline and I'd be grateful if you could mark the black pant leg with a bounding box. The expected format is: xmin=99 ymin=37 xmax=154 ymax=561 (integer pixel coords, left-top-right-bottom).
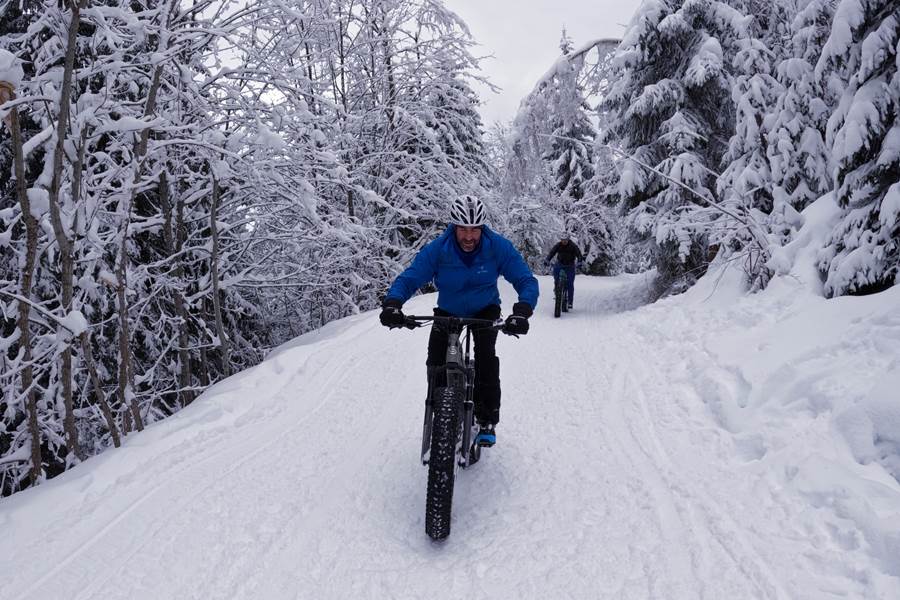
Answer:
xmin=471 ymin=305 xmax=501 ymax=425
xmin=426 ymin=308 xmax=450 ymax=388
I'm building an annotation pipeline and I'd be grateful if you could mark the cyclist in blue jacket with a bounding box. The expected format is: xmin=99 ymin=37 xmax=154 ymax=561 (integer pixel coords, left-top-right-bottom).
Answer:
xmin=379 ymin=195 xmax=539 ymax=446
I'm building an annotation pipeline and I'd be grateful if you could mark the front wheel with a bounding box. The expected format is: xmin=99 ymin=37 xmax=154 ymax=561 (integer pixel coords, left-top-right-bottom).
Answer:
xmin=554 ymin=280 xmax=562 ymax=318
xmin=425 ymin=385 xmax=462 ymax=540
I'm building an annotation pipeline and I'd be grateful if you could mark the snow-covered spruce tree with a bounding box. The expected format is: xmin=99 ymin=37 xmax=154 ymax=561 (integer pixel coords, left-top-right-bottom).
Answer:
xmin=579 ymin=141 xmax=619 ymax=276
xmin=585 ymin=43 xmax=636 ymax=275
xmin=544 ymin=30 xmax=596 ymax=211
xmin=425 ymin=73 xmax=492 ymax=182
xmin=504 ymin=36 xmax=618 ymax=272
xmin=717 ymin=33 xmax=783 ymax=288
xmin=501 ymin=87 xmax=556 ymax=268
xmin=542 ymin=30 xmax=617 ymax=275
xmin=604 ymin=0 xmax=755 ymax=293
xmin=816 ymin=0 xmax=899 ymax=296
xmin=764 ymin=0 xmax=835 ymax=249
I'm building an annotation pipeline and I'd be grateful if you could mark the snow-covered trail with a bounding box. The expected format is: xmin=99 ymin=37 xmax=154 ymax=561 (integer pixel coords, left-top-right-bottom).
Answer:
xmin=1 ymin=275 xmax=897 ymax=599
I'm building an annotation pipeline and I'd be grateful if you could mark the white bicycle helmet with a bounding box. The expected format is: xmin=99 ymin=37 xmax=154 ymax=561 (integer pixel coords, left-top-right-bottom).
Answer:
xmin=449 ymin=195 xmax=487 ymax=226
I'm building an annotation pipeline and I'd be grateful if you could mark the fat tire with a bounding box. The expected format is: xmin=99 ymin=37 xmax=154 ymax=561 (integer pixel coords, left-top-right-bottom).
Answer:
xmin=425 ymin=385 xmax=462 ymax=540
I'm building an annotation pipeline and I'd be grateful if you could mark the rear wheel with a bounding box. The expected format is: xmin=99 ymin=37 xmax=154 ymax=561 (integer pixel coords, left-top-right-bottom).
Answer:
xmin=560 ymin=272 xmax=569 ymax=313
xmin=425 ymin=385 xmax=463 ymax=540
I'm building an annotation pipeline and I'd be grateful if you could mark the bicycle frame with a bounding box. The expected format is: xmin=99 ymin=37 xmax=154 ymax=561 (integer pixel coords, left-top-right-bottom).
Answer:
xmin=397 ymin=314 xmax=510 ymax=540
xmin=408 ymin=315 xmax=501 ymax=469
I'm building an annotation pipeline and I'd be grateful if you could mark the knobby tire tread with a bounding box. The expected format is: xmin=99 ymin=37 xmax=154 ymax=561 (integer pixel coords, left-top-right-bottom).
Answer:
xmin=426 ymin=385 xmax=462 ymax=540
xmin=554 ymin=282 xmax=562 ymax=318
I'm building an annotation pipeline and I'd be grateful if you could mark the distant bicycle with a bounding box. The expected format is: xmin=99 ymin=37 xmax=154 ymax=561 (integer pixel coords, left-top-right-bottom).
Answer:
xmin=400 ymin=314 xmax=517 ymax=540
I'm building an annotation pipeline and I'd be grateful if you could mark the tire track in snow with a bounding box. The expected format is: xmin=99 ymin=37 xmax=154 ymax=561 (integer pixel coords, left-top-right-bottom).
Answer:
xmin=27 ymin=325 xmax=385 ymax=600
xmin=17 ymin=323 xmax=380 ymax=599
xmin=591 ymin=346 xmax=698 ymax=598
xmin=576 ymin=277 xmax=701 ymax=597
xmin=612 ymin=315 xmax=792 ymax=600
xmin=572 ymin=276 xmax=788 ymax=599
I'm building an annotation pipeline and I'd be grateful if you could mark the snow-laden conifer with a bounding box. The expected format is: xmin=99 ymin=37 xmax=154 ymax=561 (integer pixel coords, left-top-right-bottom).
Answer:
xmin=605 ymin=0 xmax=753 ymax=293
xmin=816 ymin=0 xmax=899 ymax=296
xmin=765 ymin=0 xmax=835 ymax=251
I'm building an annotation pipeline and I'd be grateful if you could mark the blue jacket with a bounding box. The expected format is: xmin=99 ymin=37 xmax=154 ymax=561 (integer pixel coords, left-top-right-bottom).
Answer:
xmin=385 ymin=225 xmax=539 ymax=317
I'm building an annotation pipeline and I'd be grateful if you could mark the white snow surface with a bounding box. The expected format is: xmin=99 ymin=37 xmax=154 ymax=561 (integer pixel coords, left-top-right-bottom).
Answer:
xmin=2 ymin=224 xmax=900 ymax=598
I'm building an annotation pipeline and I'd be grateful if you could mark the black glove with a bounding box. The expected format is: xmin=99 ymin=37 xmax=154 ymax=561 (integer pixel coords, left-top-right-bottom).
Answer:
xmin=379 ymin=298 xmax=406 ymax=328
xmin=503 ymin=302 xmax=532 ymax=336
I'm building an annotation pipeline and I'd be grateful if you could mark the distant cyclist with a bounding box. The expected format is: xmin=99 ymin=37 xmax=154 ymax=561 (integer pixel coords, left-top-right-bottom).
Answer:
xmin=379 ymin=195 xmax=539 ymax=447
xmin=545 ymin=234 xmax=583 ymax=310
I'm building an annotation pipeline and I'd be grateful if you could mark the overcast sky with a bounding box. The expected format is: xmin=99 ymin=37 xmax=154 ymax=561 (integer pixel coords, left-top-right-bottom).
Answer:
xmin=444 ymin=0 xmax=645 ymax=125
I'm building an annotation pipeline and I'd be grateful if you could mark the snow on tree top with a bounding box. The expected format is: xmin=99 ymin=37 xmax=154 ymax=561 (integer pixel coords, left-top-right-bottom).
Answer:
xmin=684 ymin=36 xmax=725 ymax=88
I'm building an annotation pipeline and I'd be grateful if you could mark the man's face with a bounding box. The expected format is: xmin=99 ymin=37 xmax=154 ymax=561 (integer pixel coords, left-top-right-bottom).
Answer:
xmin=455 ymin=225 xmax=482 ymax=252
xmin=561 ymin=238 xmax=569 ymax=245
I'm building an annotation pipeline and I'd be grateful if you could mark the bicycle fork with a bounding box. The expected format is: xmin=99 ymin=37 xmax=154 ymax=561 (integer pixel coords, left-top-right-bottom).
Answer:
xmin=421 ymin=366 xmax=437 ymax=465
xmin=421 ymin=331 xmax=475 ymax=468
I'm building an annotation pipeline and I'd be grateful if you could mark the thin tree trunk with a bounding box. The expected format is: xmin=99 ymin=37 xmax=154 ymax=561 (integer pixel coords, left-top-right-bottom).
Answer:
xmin=379 ymin=17 xmax=395 ymax=131
xmin=209 ymin=176 xmax=231 ymax=377
xmin=175 ymin=186 xmax=194 ymax=401
xmin=3 ymin=83 xmax=43 ymax=484
xmin=329 ymin=4 xmax=353 ymax=217
xmin=114 ymin=0 xmax=176 ymax=422
xmin=116 ymin=234 xmax=144 ymax=432
xmin=80 ymin=333 xmax=121 ymax=447
xmin=122 ymin=409 xmax=132 ymax=435
xmin=160 ymin=171 xmax=194 ymax=405
xmin=46 ymin=0 xmax=89 ymax=461
xmin=199 ymin=344 xmax=210 ymax=387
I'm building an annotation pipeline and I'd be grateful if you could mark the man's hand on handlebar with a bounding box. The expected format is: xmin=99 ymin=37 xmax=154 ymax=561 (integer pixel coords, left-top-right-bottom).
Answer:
xmin=502 ymin=302 xmax=532 ymax=336
xmin=379 ymin=299 xmax=406 ymax=328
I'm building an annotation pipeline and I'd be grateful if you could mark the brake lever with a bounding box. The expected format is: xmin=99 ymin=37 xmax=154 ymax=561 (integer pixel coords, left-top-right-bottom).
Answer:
xmin=402 ymin=318 xmax=423 ymax=329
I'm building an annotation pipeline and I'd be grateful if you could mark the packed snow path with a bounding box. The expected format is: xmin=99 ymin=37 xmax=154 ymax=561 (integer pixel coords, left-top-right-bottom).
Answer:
xmin=2 ymin=275 xmax=898 ymax=599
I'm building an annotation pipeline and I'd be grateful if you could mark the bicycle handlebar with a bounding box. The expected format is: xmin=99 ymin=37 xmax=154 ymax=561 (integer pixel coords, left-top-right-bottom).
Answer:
xmin=400 ymin=315 xmax=515 ymax=335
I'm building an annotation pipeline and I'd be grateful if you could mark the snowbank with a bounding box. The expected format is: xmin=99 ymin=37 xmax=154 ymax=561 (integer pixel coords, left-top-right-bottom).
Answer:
xmin=668 ymin=194 xmax=900 ymax=579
